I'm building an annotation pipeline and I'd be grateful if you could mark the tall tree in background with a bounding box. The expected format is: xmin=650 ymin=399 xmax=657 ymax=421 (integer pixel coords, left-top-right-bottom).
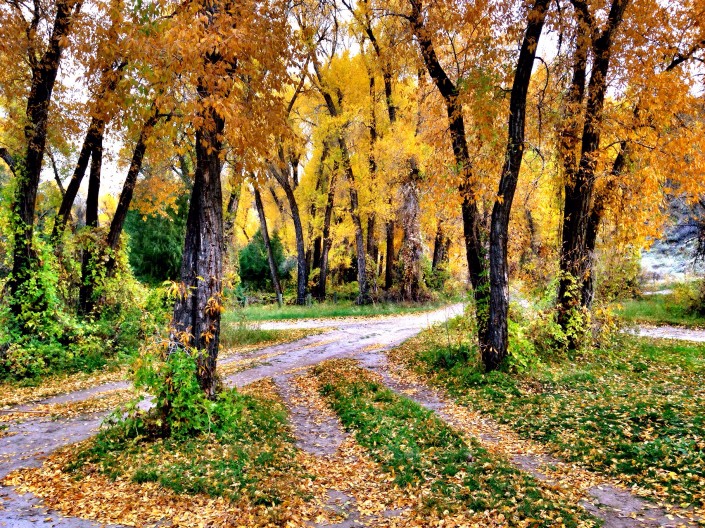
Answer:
xmin=3 ymin=0 xmax=82 ymax=312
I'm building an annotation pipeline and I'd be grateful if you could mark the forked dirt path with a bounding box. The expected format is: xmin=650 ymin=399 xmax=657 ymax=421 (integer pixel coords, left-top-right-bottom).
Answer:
xmin=1 ymin=302 xmax=702 ymax=527
xmin=0 ymin=304 xmax=463 ymax=527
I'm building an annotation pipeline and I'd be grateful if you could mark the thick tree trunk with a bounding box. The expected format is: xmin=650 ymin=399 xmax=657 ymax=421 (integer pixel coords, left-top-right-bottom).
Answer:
xmin=398 ymin=158 xmax=424 ymax=301
xmin=9 ymin=0 xmax=80 ymax=306
xmin=557 ymin=0 xmax=630 ymax=335
xmin=486 ymin=0 xmax=550 ymax=370
xmin=253 ymin=184 xmax=283 ymax=301
xmin=169 ymin=97 xmax=225 ymax=399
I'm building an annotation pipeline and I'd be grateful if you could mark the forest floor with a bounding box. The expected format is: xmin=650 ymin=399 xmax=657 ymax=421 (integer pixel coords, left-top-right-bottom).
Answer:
xmin=0 ymin=303 xmax=703 ymax=527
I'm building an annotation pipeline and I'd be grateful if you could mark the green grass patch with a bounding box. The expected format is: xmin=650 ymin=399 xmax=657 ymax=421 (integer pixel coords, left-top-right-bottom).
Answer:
xmin=227 ymin=299 xmax=451 ymax=322
xmin=617 ymin=283 xmax=705 ymax=328
xmin=66 ymin=383 xmax=307 ymax=506
xmin=313 ymin=359 xmax=597 ymax=526
xmin=394 ymin=321 xmax=705 ymax=510
xmin=220 ymin=323 xmax=292 ymax=349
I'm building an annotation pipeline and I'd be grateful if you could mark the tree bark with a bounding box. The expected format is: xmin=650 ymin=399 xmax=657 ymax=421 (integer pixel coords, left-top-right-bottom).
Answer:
xmin=557 ymin=0 xmax=630 ymax=335
xmin=270 ymin=162 xmax=308 ymax=305
xmin=77 ymin=133 xmax=104 ymax=315
xmin=486 ymin=0 xmax=550 ymax=370
xmin=253 ymin=184 xmax=283 ymax=301
xmin=9 ymin=0 xmax=81 ymax=305
xmin=432 ymin=220 xmax=450 ymax=271
xmin=105 ymin=111 xmax=160 ymax=276
xmin=53 ymin=63 xmax=125 ymax=239
xmin=169 ymin=80 xmax=225 ymax=399
xmin=398 ymin=158 xmax=424 ymax=301
xmin=317 ymin=164 xmax=339 ymax=301
xmin=409 ymin=0 xmax=489 ymax=342
xmin=385 ymin=220 xmax=394 ymax=289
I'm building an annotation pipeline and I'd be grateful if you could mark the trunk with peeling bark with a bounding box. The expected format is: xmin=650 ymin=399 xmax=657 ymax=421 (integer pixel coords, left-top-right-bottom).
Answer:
xmin=169 ymin=96 xmax=224 ymax=399
xmin=253 ymin=185 xmax=282 ymax=301
xmin=485 ymin=0 xmax=550 ymax=370
xmin=9 ymin=0 xmax=81 ymax=308
xmin=398 ymin=159 xmax=424 ymax=301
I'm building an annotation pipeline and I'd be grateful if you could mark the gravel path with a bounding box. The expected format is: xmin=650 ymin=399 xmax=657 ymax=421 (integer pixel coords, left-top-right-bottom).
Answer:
xmin=633 ymin=325 xmax=705 ymax=342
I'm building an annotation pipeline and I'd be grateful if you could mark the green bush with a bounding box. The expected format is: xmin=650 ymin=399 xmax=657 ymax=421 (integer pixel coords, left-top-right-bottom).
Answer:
xmin=238 ymin=229 xmax=287 ymax=291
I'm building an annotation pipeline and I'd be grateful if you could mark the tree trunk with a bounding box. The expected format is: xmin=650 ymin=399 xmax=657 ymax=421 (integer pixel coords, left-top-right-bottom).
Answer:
xmin=311 ymin=54 xmax=370 ymax=304
xmin=409 ymin=0 xmax=489 ymax=346
xmin=317 ymin=166 xmax=338 ymax=301
xmin=77 ymin=134 xmax=104 ymax=315
xmin=253 ymin=184 xmax=283 ymax=301
xmin=53 ymin=63 xmax=125 ymax=239
xmin=169 ymin=94 xmax=225 ymax=399
xmin=398 ymin=158 xmax=424 ymax=301
xmin=284 ymin=183 xmax=308 ymax=305
xmin=557 ymin=0 xmax=630 ymax=336
xmin=486 ymin=0 xmax=550 ymax=370
xmin=105 ymin=111 xmax=159 ymax=276
xmin=385 ymin=220 xmax=394 ymax=289
xmin=432 ymin=221 xmax=450 ymax=271
xmin=9 ymin=0 xmax=80 ymax=306
xmin=223 ymin=183 xmax=242 ymax=250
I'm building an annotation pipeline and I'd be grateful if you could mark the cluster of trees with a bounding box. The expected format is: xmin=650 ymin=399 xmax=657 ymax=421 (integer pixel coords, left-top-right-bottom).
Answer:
xmin=1 ymin=0 xmax=704 ymax=396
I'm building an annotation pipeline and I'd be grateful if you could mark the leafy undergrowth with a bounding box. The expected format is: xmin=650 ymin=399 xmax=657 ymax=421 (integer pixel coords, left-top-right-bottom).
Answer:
xmin=227 ymin=299 xmax=451 ymax=322
xmin=312 ymin=359 xmax=598 ymax=527
xmin=391 ymin=320 xmax=705 ymax=516
xmin=4 ymin=379 xmax=318 ymax=526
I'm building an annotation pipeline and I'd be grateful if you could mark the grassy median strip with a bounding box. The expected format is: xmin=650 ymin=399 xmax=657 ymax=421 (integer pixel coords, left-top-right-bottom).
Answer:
xmin=312 ymin=359 xmax=597 ymax=527
xmin=392 ymin=320 xmax=705 ymax=513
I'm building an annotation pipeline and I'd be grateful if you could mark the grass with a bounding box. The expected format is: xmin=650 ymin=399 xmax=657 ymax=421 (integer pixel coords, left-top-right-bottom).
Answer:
xmin=66 ymin=381 xmax=306 ymax=506
xmin=219 ymin=322 xmax=304 ymax=349
xmin=392 ymin=320 xmax=705 ymax=511
xmin=312 ymin=359 xmax=597 ymax=527
xmin=225 ymin=298 xmax=454 ymax=322
xmin=617 ymin=282 xmax=705 ymax=328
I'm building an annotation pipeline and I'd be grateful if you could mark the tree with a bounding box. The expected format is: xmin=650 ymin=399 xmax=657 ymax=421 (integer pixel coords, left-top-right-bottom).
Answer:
xmin=3 ymin=0 xmax=82 ymax=314
xmin=485 ymin=0 xmax=551 ymax=369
